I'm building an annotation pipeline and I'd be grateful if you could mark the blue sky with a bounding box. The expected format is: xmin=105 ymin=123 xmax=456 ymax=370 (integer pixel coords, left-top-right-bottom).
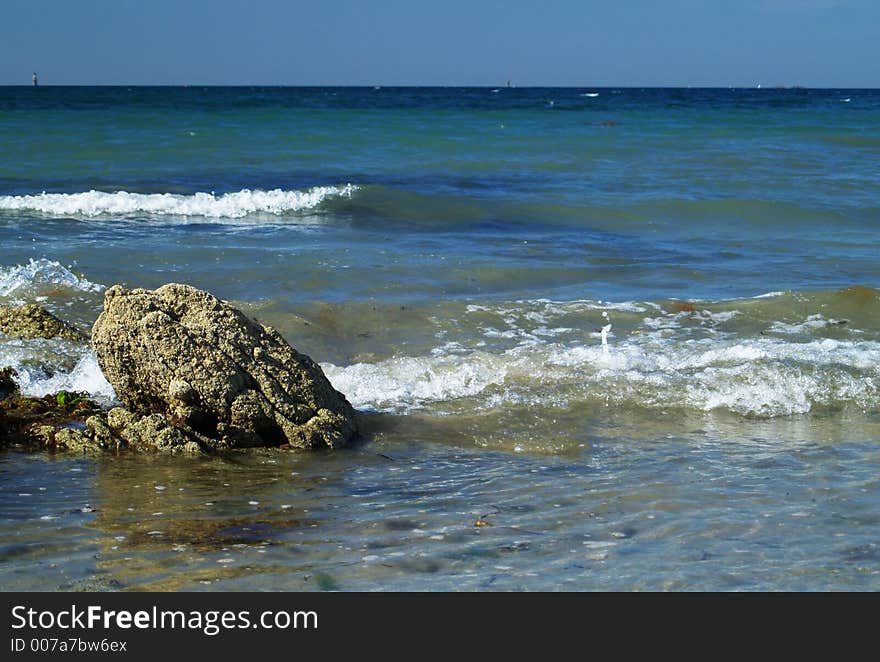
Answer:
xmin=2 ymin=0 xmax=876 ymax=86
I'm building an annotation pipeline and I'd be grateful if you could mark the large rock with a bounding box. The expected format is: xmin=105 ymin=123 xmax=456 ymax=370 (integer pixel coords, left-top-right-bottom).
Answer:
xmin=0 ymin=304 xmax=87 ymax=340
xmin=91 ymin=283 xmax=357 ymax=450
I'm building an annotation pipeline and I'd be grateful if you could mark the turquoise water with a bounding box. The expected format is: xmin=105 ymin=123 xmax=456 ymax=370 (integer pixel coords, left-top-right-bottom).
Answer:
xmin=1 ymin=87 xmax=879 ymax=590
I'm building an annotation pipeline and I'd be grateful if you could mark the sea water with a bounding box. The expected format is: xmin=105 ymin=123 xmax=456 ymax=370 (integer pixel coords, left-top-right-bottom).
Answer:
xmin=1 ymin=87 xmax=879 ymax=590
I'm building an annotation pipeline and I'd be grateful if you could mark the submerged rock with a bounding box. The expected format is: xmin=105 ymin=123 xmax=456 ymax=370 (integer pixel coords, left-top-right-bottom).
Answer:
xmin=0 ymin=303 xmax=87 ymax=341
xmin=91 ymin=283 xmax=357 ymax=450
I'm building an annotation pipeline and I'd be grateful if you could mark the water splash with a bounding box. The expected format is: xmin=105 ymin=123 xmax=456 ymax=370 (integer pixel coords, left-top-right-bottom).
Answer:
xmin=600 ymin=311 xmax=612 ymax=355
xmin=0 ymin=258 xmax=104 ymax=298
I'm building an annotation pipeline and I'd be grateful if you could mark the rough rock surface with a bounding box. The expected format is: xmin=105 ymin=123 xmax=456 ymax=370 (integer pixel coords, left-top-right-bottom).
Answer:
xmin=87 ymin=408 xmax=202 ymax=455
xmin=0 ymin=371 xmax=107 ymax=452
xmin=91 ymin=283 xmax=357 ymax=450
xmin=0 ymin=367 xmax=201 ymax=454
xmin=0 ymin=304 xmax=87 ymax=341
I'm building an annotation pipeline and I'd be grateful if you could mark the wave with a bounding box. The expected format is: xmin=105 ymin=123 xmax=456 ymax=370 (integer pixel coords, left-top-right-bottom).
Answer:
xmin=0 ymin=185 xmax=358 ymax=219
xmin=0 ymin=342 xmax=117 ymax=405
xmin=4 ymin=284 xmax=879 ymax=420
xmin=0 ymin=258 xmax=104 ymax=298
xmin=322 ymin=288 xmax=880 ymax=418
xmin=324 ymin=334 xmax=880 ymax=418
xmin=10 ymin=331 xmax=876 ymax=419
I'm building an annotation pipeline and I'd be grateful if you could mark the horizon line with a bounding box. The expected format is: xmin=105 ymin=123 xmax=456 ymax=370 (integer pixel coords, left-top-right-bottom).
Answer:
xmin=1 ymin=83 xmax=878 ymax=89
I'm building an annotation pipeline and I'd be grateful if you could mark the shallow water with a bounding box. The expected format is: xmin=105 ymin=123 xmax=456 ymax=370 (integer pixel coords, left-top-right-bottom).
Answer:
xmin=4 ymin=413 xmax=880 ymax=591
xmin=1 ymin=87 xmax=879 ymax=590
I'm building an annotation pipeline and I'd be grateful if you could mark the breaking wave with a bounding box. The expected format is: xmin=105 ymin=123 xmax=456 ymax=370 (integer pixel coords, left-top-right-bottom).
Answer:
xmin=324 ymin=335 xmax=880 ymax=417
xmin=0 ymin=185 xmax=359 ymax=219
xmin=0 ymin=342 xmax=117 ymax=405
xmin=323 ymin=289 xmax=880 ymax=418
xmin=0 ymin=259 xmax=104 ymax=298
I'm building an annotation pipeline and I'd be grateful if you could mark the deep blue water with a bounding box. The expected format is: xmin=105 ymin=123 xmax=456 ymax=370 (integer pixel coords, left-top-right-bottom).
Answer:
xmin=1 ymin=86 xmax=878 ymax=302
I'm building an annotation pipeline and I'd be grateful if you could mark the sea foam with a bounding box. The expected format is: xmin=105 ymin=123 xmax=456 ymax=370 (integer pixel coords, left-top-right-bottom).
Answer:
xmin=0 ymin=185 xmax=358 ymax=219
xmin=15 ymin=352 xmax=117 ymax=404
xmin=1 ymin=339 xmax=117 ymax=406
xmin=0 ymin=259 xmax=104 ymax=297
xmin=323 ymin=334 xmax=880 ymax=418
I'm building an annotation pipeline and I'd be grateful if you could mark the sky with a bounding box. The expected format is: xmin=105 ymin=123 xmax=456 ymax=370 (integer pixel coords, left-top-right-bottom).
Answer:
xmin=2 ymin=0 xmax=877 ymax=87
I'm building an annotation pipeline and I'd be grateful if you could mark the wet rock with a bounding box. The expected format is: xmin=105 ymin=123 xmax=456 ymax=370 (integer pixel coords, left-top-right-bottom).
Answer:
xmin=92 ymin=283 xmax=357 ymax=450
xmin=0 ymin=383 xmax=104 ymax=451
xmin=84 ymin=407 xmax=204 ymax=455
xmin=31 ymin=424 xmax=57 ymax=447
xmin=113 ymin=411 xmax=202 ymax=455
xmin=0 ymin=367 xmax=18 ymax=400
xmin=85 ymin=414 xmax=122 ymax=450
xmin=55 ymin=427 xmax=104 ymax=453
xmin=0 ymin=368 xmax=14 ymax=437
xmin=0 ymin=304 xmax=87 ymax=341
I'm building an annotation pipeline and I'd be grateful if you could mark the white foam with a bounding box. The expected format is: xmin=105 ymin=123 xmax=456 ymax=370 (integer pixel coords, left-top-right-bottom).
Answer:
xmin=0 ymin=259 xmax=104 ymax=297
xmin=519 ymin=298 xmax=650 ymax=313
xmin=323 ymin=352 xmax=511 ymax=412
xmin=0 ymin=185 xmax=358 ymax=219
xmin=323 ymin=333 xmax=880 ymax=417
xmin=4 ymin=345 xmax=117 ymax=405
xmin=325 ymin=295 xmax=880 ymax=417
xmin=643 ymin=309 xmax=738 ymax=330
xmin=768 ymin=314 xmax=848 ymax=335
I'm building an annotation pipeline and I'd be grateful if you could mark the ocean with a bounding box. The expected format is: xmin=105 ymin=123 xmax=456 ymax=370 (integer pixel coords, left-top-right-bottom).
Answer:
xmin=1 ymin=86 xmax=879 ymax=590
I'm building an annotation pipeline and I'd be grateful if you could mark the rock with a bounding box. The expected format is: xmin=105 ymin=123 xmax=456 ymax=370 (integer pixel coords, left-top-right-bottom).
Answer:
xmin=55 ymin=427 xmax=104 ymax=453
xmin=85 ymin=414 xmax=115 ymax=446
xmin=0 ymin=367 xmax=18 ymax=400
xmin=0 ymin=384 xmax=104 ymax=451
xmin=0 ymin=304 xmax=87 ymax=341
xmin=118 ymin=412 xmax=202 ymax=454
xmin=91 ymin=283 xmax=357 ymax=450
xmin=31 ymin=424 xmax=57 ymax=447
xmin=0 ymin=402 xmax=7 ymax=439
xmin=85 ymin=407 xmax=204 ymax=454
xmin=106 ymin=406 xmax=137 ymax=433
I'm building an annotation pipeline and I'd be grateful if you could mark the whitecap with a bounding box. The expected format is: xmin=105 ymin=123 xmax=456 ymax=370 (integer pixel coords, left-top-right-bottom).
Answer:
xmin=0 ymin=184 xmax=359 ymax=220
